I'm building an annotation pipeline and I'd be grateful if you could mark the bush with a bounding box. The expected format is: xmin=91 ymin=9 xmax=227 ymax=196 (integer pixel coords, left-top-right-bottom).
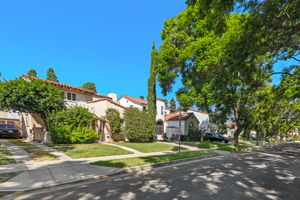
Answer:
xmin=123 ymin=107 xmax=155 ymax=142
xmin=188 ymin=130 xmax=203 ymax=141
xmin=111 ymin=133 xmax=126 ymax=142
xmin=50 ymin=107 xmax=97 ymax=129
xmin=50 ymin=107 xmax=98 ymax=144
xmin=106 ymin=108 xmax=121 ymax=134
xmin=51 ymin=125 xmax=98 ymax=144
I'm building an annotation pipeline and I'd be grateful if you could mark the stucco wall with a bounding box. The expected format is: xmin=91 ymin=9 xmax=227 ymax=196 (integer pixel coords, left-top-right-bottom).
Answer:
xmin=118 ymin=97 xmax=144 ymax=110
xmin=187 ymin=110 xmax=209 ymax=131
xmin=88 ymin=100 xmax=124 ymax=118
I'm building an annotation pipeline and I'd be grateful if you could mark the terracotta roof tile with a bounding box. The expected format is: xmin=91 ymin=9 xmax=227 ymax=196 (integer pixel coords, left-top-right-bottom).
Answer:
xmin=165 ymin=111 xmax=194 ymax=121
xmin=21 ymin=75 xmax=110 ymax=99
xmin=87 ymin=98 xmax=125 ymax=109
xmin=188 ymin=109 xmax=210 ymax=115
xmin=119 ymin=95 xmax=168 ymax=105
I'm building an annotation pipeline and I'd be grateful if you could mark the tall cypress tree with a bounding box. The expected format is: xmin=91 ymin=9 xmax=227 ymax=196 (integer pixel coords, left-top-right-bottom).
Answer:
xmin=46 ymin=68 xmax=59 ymax=82
xmin=169 ymin=98 xmax=177 ymax=113
xmin=147 ymin=42 xmax=157 ymax=138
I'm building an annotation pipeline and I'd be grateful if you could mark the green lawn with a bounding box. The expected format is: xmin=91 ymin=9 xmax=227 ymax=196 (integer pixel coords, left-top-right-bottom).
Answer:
xmin=0 ymin=173 xmax=18 ymax=183
xmin=115 ymin=142 xmax=186 ymax=153
xmin=49 ymin=143 xmax=133 ymax=159
xmin=91 ymin=150 xmax=215 ymax=168
xmin=7 ymin=139 xmax=58 ymax=162
xmin=0 ymin=143 xmax=16 ymax=165
xmin=182 ymin=141 xmax=252 ymax=152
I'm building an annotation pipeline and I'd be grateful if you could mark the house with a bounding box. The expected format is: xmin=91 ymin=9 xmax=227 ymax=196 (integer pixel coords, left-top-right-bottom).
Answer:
xmin=165 ymin=111 xmax=200 ymax=139
xmin=118 ymin=95 xmax=170 ymax=140
xmin=187 ymin=109 xmax=210 ymax=131
xmin=20 ymin=75 xmax=125 ymax=143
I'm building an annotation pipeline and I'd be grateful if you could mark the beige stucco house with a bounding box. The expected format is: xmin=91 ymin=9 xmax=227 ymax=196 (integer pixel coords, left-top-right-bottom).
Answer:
xmin=21 ymin=75 xmax=124 ymax=143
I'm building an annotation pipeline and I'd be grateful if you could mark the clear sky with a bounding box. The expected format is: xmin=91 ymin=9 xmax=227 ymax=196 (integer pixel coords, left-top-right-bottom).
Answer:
xmin=0 ymin=0 xmax=186 ymax=100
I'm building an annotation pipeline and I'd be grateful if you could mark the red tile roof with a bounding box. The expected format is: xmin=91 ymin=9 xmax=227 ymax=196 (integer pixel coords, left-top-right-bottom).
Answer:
xmin=165 ymin=111 xmax=194 ymax=121
xmin=119 ymin=95 xmax=168 ymax=105
xmin=87 ymin=98 xmax=125 ymax=109
xmin=21 ymin=75 xmax=110 ymax=99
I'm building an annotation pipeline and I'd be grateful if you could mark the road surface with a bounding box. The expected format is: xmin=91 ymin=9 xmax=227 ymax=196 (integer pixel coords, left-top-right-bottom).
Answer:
xmin=7 ymin=143 xmax=300 ymax=200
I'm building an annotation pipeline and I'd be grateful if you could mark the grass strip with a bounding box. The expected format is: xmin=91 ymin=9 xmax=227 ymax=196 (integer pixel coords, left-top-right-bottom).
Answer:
xmin=91 ymin=150 xmax=215 ymax=168
xmin=0 ymin=173 xmax=18 ymax=183
xmin=49 ymin=143 xmax=133 ymax=159
xmin=115 ymin=142 xmax=186 ymax=153
xmin=0 ymin=143 xmax=16 ymax=165
xmin=7 ymin=139 xmax=58 ymax=162
xmin=182 ymin=141 xmax=252 ymax=152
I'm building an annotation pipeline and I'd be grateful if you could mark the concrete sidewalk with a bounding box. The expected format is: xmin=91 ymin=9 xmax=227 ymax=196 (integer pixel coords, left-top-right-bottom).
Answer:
xmin=0 ymin=161 xmax=120 ymax=192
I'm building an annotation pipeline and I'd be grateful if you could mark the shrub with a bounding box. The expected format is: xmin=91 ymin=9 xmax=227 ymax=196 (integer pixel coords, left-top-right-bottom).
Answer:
xmin=106 ymin=108 xmax=121 ymax=134
xmin=111 ymin=133 xmax=126 ymax=142
xmin=51 ymin=125 xmax=98 ymax=144
xmin=50 ymin=107 xmax=98 ymax=144
xmin=188 ymin=130 xmax=204 ymax=141
xmin=50 ymin=107 xmax=97 ymax=129
xmin=123 ymin=107 xmax=155 ymax=142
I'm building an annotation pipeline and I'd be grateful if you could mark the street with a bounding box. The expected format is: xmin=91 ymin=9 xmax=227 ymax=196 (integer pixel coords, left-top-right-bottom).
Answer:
xmin=7 ymin=143 xmax=300 ymax=200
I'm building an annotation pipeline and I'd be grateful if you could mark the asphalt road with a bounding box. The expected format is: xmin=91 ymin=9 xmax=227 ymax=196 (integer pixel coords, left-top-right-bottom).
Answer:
xmin=6 ymin=143 xmax=300 ymax=200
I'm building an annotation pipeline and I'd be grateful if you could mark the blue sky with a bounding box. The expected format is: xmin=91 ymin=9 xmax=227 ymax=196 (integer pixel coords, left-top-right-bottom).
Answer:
xmin=0 ymin=0 xmax=186 ymax=100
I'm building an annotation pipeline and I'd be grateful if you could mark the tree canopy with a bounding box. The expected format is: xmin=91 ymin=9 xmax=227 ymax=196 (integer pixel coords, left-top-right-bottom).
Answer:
xmin=82 ymin=82 xmax=97 ymax=93
xmin=27 ymin=69 xmax=37 ymax=77
xmin=46 ymin=68 xmax=59 ymax=82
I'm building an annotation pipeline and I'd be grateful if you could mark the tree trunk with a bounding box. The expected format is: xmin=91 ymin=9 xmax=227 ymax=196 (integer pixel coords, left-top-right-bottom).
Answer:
xmin=233 ymin=127 xmax=241 ymax=146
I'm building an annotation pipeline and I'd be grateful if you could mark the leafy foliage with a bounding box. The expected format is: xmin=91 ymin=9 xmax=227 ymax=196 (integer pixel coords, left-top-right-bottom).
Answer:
xmin=147 ymin=42 xmax=158 ymax=137
xmin=27 ymin=69 xmax=37 ymax=77
xmin=51 ymin=125 xmax=98 ymax=144
xmin=0 ymin=78 xmax=64 ymax=129
xmin=50 ymin=107 xmax=97 ymax=129
xmin=105 ymin=108 xmax=121 ymax=134
xmin=46 ymin=68 xmax=59 ymax=82
xmin=123 ymin=107 xmax=155 ymax=142
xmin=82 ymin=82 xmax=97 ymax=93
xmin=169 ymin=98 xmax=177 ymax=113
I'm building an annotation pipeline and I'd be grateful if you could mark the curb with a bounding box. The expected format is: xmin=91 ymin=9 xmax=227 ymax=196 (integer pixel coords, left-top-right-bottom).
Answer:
xmin=0 ymin=153 xmax=221 ymax=198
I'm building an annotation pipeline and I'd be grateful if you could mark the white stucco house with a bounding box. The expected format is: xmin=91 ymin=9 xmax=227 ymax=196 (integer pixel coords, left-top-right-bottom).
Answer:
xmin=118 ymin=95 xmax=170 ymax=140
xmin=164 ymin=111 xmax=200 ymax=139
xmin=187 ymin=109 xmax=210 ymax=132
xmin=20 ymin=75 xmax=125 ymax=143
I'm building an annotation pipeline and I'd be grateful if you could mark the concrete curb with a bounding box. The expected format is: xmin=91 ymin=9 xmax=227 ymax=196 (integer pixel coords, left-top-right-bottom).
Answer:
xmin=0 ymin=153 xmax=221 ymax=197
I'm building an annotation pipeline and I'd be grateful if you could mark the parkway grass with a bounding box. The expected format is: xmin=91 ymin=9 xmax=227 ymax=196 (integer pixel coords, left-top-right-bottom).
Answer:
xmin=115 ymin=142 xmax=186 ymax=153
xmin=7 ymin=139 xmax=58 ymax=162
xmin=49 ymin=143 xmax=133 ymax=159
xmin=182 ymin=141 xmax=252 ymax=152
xmin=0 ymin=143 xmax=16 ymax=165
xmin=91 ymin=150 xmax=215 ymax=168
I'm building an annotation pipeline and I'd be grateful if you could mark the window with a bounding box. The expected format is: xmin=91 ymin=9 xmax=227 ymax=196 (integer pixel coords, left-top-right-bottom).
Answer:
xmin=143 ymin=106 xmax=147 ymax=111
xmin=72 ymin=93 xmax=76 ymax=101
xmin=161 ymin=106 xmax=164 ymax=115
xmin=67 ymin=93 xmax=72 ymax=100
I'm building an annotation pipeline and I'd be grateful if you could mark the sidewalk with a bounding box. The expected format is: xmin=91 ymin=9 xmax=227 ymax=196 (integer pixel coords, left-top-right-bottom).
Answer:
xmin=0 ymin=140 xmax=228 ymax=192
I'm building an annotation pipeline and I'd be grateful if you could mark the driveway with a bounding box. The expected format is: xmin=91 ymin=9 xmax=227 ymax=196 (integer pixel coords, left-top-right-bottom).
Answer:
xmin=5 ymin=142 xmax=300 ymax=200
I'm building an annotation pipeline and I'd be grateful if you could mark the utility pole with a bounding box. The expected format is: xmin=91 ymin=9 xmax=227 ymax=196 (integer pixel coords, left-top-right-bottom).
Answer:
xmin=178 ymin=110 xmax=181 ymax=152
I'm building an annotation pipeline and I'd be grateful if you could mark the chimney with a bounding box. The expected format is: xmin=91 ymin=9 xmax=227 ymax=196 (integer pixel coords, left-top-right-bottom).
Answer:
xmin=108 ymin=93 xmax=117 ymax=102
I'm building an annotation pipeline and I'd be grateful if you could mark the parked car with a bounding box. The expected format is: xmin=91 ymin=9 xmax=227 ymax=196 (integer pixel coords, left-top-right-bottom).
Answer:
xmin=205 ymin=132 xmax=229 ymax=143
xmin=0 ymin=124 xmax=22 ymax=138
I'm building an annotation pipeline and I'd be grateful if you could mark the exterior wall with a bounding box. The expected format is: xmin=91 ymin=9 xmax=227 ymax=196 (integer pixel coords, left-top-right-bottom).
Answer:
xmin=88 ymin=101 xmax=124 ymax=118
xmin=61 ymin=89 xmax=94 ymax=108
xmin=187 ymin=110 xmax=209 ymax=131
xmin=165 ymin=120 xmax=185 ymax=139
xmin=184 ymin=115 xmax=199 ymax=135
xmin=156 ymin=100 xmax=167 ymax=121
xmin=118 ymin=97 xmax=144 ymax=110
xmin=0 ymin=110 xmax=22 ymax=121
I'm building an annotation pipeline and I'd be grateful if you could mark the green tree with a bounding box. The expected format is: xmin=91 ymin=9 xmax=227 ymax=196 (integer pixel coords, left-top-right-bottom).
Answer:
xmin=46 ymin=68 xmax=59 ymax=82
xmin=157 ymin=9 xmax=268 ymax=145
xmin=123 ymin=107 xmax=155 ymax=142
xmin=27 ymin=69 xmax=37 ymax=77
xmin=147 ymin=42 xmax=158 ymax=136
xmin=169 ymin=98 xmax=176 ymax=113
xmin=0 ymin=78 xmax=64 ymax=130
xmin=82 ymin=82 xmax=97 ymax=93
xmin=105 ymin=108 xmax=121 ymax=134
